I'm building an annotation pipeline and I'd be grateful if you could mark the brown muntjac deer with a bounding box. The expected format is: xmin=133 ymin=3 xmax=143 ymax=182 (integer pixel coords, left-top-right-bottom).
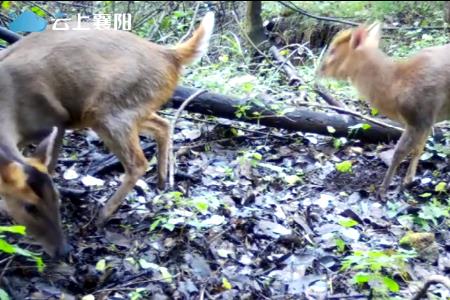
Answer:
xmin=318 ymin=23 xmax=450 ymax=201
xmin=0 ymin=12 xmax=215 ymax=258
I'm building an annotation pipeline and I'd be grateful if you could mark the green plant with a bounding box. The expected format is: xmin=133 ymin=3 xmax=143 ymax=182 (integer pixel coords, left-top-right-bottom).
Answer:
xmin=348 ymin=123 xmax=371 ymax=136
xmin=335 ymin=237 xmax=347 ymax=253
xmin=335 ymin=160 xmax=352 ymax=173
xmin=0 ymin=225 xmax=45 ymax=273
xmin=238 ymin=150 xmax=263 ymax=168
xmin=341 ymin=249 xmax=416 ymax=298
xmin=339 ymin=218 xmax=359 ymax=228
xmin=150 ymin=193 xmax=223 ymax=232
xmin=415 ymin=198 xmax=449 ymax=230
xmin=129 ymin=288 xmax=147 ymax=300
xmin=234 ymin=103 xmax=252 ymax=119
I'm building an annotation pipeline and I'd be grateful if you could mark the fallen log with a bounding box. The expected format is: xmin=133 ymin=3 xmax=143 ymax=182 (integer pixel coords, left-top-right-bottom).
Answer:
xmin=169 ymin=86 xmax=403 ymax=143
xmin=0 ymin=26 xmax=21 ymax=44
xmin=269 ymin=45 xmax=303 ymax=86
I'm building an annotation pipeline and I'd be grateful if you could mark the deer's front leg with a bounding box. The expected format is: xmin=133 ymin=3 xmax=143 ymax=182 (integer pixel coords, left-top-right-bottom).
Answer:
xmin=377 ymin=126 xmax=418 ymax=201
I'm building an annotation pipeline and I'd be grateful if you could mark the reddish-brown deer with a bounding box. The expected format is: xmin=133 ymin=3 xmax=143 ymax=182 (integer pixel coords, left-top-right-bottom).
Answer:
xmin=318 ymin=23 xmax=450 ymax=200
xmin=0 ymin=12 xmax=215 ymax=257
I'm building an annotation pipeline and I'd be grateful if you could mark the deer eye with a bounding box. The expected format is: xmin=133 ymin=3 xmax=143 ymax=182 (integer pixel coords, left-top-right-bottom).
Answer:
xmin=24 ymin=203 xmax=39 ymax=215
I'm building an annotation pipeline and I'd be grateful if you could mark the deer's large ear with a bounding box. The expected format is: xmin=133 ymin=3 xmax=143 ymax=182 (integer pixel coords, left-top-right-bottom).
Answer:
xmin=367 ymin=22 xmax=382 ymax=47
xmin=33 ymin=127 xmax=59 ymax=169
xmin=0 ymin=161 xmax=27 ymax=191
xmin=350 ymin=26 xmax=368 ymax=50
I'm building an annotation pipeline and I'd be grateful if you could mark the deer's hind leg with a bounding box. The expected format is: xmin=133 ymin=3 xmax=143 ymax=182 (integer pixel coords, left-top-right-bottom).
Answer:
xmin=93 ymin=118 xmax=148 ymax=225
xmin=138 ymin=113 xmax=170 ymax=190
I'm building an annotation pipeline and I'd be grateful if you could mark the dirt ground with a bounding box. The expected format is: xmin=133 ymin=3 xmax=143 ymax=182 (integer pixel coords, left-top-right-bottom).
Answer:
xmin=0 ymin=111 xmax=449 ymax=300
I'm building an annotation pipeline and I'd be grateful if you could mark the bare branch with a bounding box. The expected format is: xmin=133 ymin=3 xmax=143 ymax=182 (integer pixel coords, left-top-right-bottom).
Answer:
xmin=168 ymin=89 xmax=207 ymax=189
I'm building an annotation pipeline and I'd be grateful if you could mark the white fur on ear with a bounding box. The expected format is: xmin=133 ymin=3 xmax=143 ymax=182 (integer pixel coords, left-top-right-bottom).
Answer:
xmin=367 ymin=22 xmax=382 ymax=40
xmin=44 ymin=127 xmax=58 ymax=168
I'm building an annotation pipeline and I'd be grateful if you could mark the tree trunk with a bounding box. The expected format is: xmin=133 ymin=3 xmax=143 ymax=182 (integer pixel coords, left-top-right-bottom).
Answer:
xmin=245 ymin=1 xmax=266 ymax=48
xmin=445 ymin=1 xmax=450 ymax=23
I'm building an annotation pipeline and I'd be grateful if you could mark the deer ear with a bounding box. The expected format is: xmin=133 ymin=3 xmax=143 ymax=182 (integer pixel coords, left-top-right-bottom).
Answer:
xmin=350 ymin=26 xmax=368 ymax=49
xmin=0 ymin=161 xmax=27 ymax=190
xmin=367 ymin=22 xmax=382 ymax=46
xmin=33 ymin=127 xmax=58 ymax=168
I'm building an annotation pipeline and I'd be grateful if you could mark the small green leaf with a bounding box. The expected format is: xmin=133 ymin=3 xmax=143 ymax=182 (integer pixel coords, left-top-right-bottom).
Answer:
xmin=279 ymin=49 xmax=290 ymax=56
xmin=284 ymin=175 xmax=301 ymax=185
xmin=95 ymin=259 xmax=107 ymax=272
xmin=382 ymin=276 xmax=399 ymax=292
xmin=361 ymin=123 xmax=371 ymax=130
xmin=219 ymin=55 xmax=229 ymax=63
xmin=150 ymin=218 xmax=163 ymax=232
xmin=333 ymin=138 xmax=345 ymax=149
xmin=349 ymin=123 xmax=371 ymax=132
xmin=163 ymin=223 xmax=175 ymax=232
xmin=0 ymin=288 xmax=10 ymax=300
xmin=0 ymin=239 xmax=16 ymax=254
xmin=327 ymin=126 xmax=336 ymax=134
xmin=353 ymin=273 xmax=371 ymax=284
xmin=370 ymin=108 xmax=379 ymax=116
xmin=0 ymin=226 xmax=26 ymax=235
xmin=335 ymin=238 xmax=346 ymax=252
xmin=31 ymin=6 xmax=46 ymax=17
xmin=419 ymin=192 xmax=432 ymax=198
xmin=336 ymin=161 xmax=352 ymax=173
xmin=194 ymin=201 xmax=209 ymax=214
xmin=34 ymin=256 xmax=45 ymax=273
xmin=435 ymin=182 xmax=446 ymax=193
xmin=339 ymin=218 xmax=359 ymax=228
xmin=252 ymin=152 xmax=262 ymax=160
xmin=222 ymin=277 xmax=232 ymax=290
xmin=1 ymin=1 xmax=11 ymax=9
xmin=241 ymin=82 xmax=254 ymax=93
xmin=159 ymin=267 xmax=172 ymax=283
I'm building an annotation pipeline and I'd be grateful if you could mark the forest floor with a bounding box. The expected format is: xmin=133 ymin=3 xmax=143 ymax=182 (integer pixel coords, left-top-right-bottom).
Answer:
xmin=0 ymin=105 xmax=449 ymax=299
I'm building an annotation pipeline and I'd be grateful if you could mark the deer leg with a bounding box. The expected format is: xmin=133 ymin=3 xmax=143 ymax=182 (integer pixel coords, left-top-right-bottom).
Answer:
xmin=94 ymin=123 xmax=147 ymax=225
xmin=139 ymin=113 xmax=170 ymax=190
xmin=377 ymin=126 xmax=418 ymax=201
xmin=403 ymin=128 xmax=431 ymax=186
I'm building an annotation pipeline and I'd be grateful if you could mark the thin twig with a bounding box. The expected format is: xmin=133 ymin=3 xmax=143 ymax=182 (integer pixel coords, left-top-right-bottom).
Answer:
xmin=169 ymin=89 xmax=207 ymax=189
xmin=147 ymin=10 xmax=167 ymax=41
xmin=278 ymin=1 xmax=359 ymax=27
xmin=269 ymin=45 xmax=303 ymax=86
xmin=0 ymin=256 xmax=14 ymax=282
xmin=178 ymin=2 xmax=200 ymax=43
xmin=294 ymin=101 xmax=404 ymax=132
xmin=161 ymin=111 xmax=290 ymax=141
xmin=94 ymin=273 xmax=181 ymax=295
xmin=54 ymin=1 xmax=92 ymax=8
xmin=133 ymin=4 xmax=166 ymax=30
